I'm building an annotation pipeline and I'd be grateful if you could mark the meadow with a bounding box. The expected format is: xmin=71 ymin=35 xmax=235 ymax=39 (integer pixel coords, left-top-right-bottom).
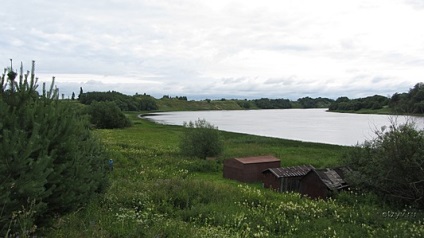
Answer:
xmin=47 ymin=113 xmax=423 ymax=237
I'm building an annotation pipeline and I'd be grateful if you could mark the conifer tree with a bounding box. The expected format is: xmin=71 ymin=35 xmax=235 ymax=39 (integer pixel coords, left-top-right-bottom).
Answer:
xmin=78 ymin=86 xmax=83 ymax=100
xmin=0 ymin=61 xmax=108 ymax=235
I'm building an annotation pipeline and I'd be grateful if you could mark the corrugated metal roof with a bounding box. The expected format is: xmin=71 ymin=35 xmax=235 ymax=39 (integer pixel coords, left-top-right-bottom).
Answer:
xmin=265 ymin=165 xmax=314 ymax=177
xmin=234 ymin=155 xmax=280 ymax=164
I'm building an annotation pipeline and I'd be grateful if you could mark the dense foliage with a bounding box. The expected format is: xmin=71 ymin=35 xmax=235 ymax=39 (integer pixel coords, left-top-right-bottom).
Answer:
xmin=253 ymin=98 xmax=292 ymax=109
xmin=236 ymin=99 xmax=253 ymax=109
xmin=329 ymin=95 xmax=389 ymax=111
xmin=79 ymin=91 xmax=158 ymax=111
xmin=297 ymin=96 xmax=334 ymax=108
xmin=80 ymin=91 xmax=338 ymax=111
xmin=136 ymin=94 xmax=159 ymax=111
xmin=0 ymin=62 xmax=108 ymax=236
xmin=162 ymin=95 xmax=188 ymax=101
xmin=78 ymin=82 xmax=424 ymax=113
xmin=328 ymin=82 xmax=424 ymax=114
xmin=390 ymin=83 xmax=424 ymax=114
xmin=343 ymin=121 xmax=424 ymax=208
xmin=179 ymin=119 xmax=223 ymax=159
xmin=245 ymin=97 xmax=333 ymax=109
xmin=87 ymin=101 xmax=132 ymax=129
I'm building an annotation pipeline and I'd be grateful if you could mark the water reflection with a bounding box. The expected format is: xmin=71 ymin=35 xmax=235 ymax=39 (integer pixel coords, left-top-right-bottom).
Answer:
xmin=143 ymin=109 xmax=423 ymax=146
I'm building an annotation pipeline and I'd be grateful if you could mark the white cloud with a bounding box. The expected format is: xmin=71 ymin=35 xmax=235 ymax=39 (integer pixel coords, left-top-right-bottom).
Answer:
xmin=1 ymin=0 xmax=424 ymax=99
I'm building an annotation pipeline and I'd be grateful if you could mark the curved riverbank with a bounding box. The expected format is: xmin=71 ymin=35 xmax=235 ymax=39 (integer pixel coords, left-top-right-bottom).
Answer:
xmin=142 ymin=108 xmax=424 ymax=146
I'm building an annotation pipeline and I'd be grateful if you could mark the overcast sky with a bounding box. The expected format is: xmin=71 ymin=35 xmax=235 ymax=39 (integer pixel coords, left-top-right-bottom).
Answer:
xmin=2 ymin=0 xmax=424 ymax=100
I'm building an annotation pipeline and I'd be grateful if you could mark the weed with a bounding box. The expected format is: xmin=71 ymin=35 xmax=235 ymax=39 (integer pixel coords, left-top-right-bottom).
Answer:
xmin=46 ymin=116 xmax=424 ymax=237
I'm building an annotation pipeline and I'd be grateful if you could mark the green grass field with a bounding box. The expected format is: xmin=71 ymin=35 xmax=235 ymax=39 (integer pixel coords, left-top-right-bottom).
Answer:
xmin=46 ymin=113 xmax=424 ymax=237
xmin=156 ymin=98 xmax=251 ymax=111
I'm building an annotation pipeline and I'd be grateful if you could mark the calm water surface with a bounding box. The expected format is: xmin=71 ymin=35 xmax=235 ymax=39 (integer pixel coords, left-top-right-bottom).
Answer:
xmin=144 ymin=109 xmax=424 ymax=146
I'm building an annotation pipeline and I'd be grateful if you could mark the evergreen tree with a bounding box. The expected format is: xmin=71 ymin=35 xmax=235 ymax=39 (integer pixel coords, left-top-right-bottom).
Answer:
xmin=78 ymin=87 xmax=83 ymax=100
xmin=0 ymin=61 xmax=108 ymax=235
xmin=71 ymin=92 xmax=75 ymax=100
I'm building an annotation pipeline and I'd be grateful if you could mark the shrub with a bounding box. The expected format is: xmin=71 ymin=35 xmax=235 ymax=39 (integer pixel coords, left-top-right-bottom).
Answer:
xmin=87 ymin=101 xmax=132 ymax=129
xmin=179 ymin=119 xmax=223 ymax=159
xmin=343 ymin=120 xmax=424 ymax=208
xmin=0 ymin=61 xmax=109 ymax=236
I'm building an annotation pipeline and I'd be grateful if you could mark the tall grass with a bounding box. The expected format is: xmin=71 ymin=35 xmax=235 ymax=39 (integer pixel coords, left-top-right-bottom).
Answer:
xmin=45 ymin=114 xmax=424 ymax=237
xmin=156 ymin=98 xmax=246 ymax=111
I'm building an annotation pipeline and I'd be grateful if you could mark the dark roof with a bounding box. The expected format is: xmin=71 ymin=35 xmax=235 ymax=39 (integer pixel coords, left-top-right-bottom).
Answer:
xmin=234 ymin=155 xmax=280 ymax=164
xmin=311 ymin=168 xmax=350 ymax=190
xmin=264 ymin=165 xmax=315 ymax=177
xmin=333 ymin=166 xmax=352 ymax=179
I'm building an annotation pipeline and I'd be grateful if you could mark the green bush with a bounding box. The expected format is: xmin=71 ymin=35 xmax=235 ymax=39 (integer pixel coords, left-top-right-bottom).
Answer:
xmin=87 ymin=101 xmax=132 ymax=129
xmin=179 ymin=119 xmax=223 ymax=159
xmin=343 ymin=121 xmax=424 ymax=208
xmin=0 ymin=61 xmax=108 ymax=236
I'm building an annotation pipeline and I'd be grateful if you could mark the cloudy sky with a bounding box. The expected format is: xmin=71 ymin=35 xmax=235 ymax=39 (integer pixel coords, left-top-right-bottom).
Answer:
xmin=2 ymin=0 xmax=424 ymax=100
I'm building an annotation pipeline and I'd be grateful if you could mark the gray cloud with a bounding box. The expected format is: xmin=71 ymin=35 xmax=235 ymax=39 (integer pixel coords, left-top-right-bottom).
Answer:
xmin=404 ymin=0 xmax=424 ymax=8
xmin=2 ymin=0 xmax=424 ymax=100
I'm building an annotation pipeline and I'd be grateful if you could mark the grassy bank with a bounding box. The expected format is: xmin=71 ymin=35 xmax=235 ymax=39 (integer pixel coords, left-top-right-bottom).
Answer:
xmin=46 ymin=113 xmax=423 ymax=237
xmin=329 ymin=107 xmax=392 ymax=115
xmin=156 ymin=98 xmax=252 ymax=111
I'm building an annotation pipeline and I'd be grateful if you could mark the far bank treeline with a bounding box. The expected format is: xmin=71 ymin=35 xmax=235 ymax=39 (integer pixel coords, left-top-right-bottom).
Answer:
xmin=329 ymin=82 xmax=424 ymax=114
xmin=77 ymin=91 xmax=334 ymax=111
xmin=77 ymin=82 xmax=424 ymax=114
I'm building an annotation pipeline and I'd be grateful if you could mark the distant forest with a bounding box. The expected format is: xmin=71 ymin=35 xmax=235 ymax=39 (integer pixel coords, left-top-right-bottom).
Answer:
xmin=77 ymin=91 xmax=334 ymax=111
xmin=78 ymin=91 xmax=159 ymax=111
xmin=76 ymin=82 xmax=424 ymax=114
xmin=329 ymin=82 xmax=424 ymax=114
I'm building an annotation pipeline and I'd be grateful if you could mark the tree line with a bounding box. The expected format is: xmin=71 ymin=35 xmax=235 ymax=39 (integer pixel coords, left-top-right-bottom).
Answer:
xmin=329 ymin=95 xmax=389 ymax=111
xmin=78 ymin=90 xmax=336 ymax=110
xmin=235 ymin=97 xmax=334 ymax=109
xmin=389 ymin=82 xmax=424 ymax=114
xmin=79 ymin=91 xmax=158 ymax=111
xmin=78 ymin=91 xmax=159 ymax=129
xmin=77 ymin=82 xmax=424 ymax=115
xmin=329 ymin=82 xmax=424 ymax=114
xmin=233 ymin=97 xmax=334 ymax=109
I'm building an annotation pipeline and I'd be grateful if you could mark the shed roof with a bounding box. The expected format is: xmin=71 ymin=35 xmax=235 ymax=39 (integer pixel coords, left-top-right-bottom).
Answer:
xmin=264 ymin=165 xmax=314 ymax=178
xmin=234 ymin=155 xmax=280 ymax=164
xmin=311 ymin=167 xmax=350 ymax=190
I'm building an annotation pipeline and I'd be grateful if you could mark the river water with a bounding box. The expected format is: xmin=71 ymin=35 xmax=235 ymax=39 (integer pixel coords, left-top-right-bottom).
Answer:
xmin=143 ymin=109 xmax=424 ymax=146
